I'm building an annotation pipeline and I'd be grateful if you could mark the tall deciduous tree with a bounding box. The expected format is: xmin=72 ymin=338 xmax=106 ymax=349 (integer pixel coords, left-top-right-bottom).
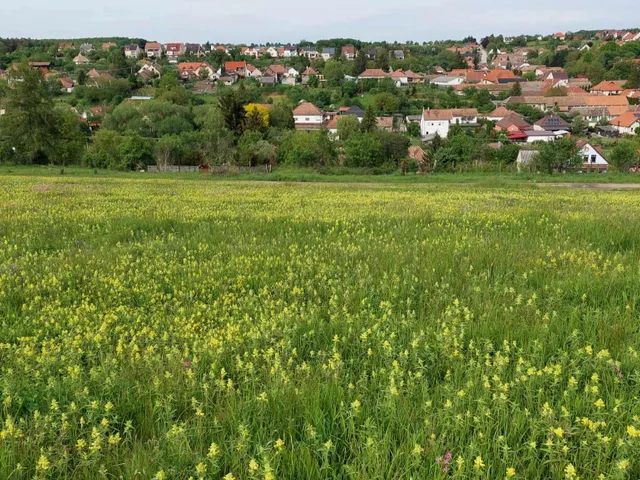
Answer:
xmin=0 ymin=62 xmax=84 ymax=165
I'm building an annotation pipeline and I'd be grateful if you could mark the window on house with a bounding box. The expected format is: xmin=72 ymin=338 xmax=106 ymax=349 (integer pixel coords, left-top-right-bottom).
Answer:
xmin=583 ymin=156 xmax=589 ymax=163
xmin=305 ymin=117 xmax=310 ymax=122
xmin=591 ymin=155 xmax=597 ymax=163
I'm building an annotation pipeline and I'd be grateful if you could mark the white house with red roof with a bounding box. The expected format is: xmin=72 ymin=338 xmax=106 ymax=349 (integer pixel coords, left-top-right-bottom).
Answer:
xmin=165 ymin=43 xmax=185 ymax=62
xmin=293 ymin=102 xmax=324 ymax=130
xmin=145 ymin=42 xmax=162 ymax=58
xmin=610 ymin=111 xmax=640 ymax=135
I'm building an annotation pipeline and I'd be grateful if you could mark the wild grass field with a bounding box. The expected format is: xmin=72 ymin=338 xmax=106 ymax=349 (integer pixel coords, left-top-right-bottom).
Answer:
xmin=1 ymin=174 xmax=640 ymax=479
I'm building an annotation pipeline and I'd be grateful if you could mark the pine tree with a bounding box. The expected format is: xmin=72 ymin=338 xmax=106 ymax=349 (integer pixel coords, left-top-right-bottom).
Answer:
xmin=360 ymin=106 xmax=378 ymax=132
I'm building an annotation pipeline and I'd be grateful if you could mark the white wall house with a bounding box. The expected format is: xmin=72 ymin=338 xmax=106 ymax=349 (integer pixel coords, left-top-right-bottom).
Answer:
xmin=578 ymin=141 xmax=609 ymax=170
xmin=430 ymin=75 xmax=464 ymax=87
xmin=420 ymin=108 xmax=478 ymax=138
xmin=293 ymin=102 xmax=324 ymax=130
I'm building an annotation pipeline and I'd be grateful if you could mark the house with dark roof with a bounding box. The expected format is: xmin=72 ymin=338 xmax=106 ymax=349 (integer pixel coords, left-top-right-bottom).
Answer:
xmin=393 ymin=50 xmax=405 ymax=60
xmin=321 ymin=48 xmax=336 ymax=60
xmin=534 ymin=115 xmax=571 ymax=132
xmin=185 ymin=44 xmax=203 ymax=57
xmin=300 ymin=46 xmax=319 ymax=59
xmin=124 ymin=44 xmax=141 ymax=58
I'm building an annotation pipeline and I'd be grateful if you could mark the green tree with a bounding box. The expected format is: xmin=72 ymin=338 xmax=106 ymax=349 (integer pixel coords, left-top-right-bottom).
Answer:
xmin=0 ymin=62 xmax=84 ymax=165
xmin=509 ymin=81 xmax=522 ymax=97
xmin=236 ymin=131 xmax=275 ymax=167
xmin=354 ymin=50 xmax=368 ymax=75
xmin=610 ymin=141 xmax=638 ymax=172
xmin=323 ymin=60 xmax=345 ymax=87
xmin=360 ymin=106 xmax=377 ymax=132
xmin=268 ymin=104 xmax=295 ymax=130
xmin=197 ymin=106 xmax=236 ymax=165
xmin=343 ymin=132 xmax=384 ymax=167
xmin=536 ymin=137 xmax=580 ymax=174
xmin=337 ymin=115 xmax=360 ymax=141
xmin=219 ymin=90 xmax=246 ymax=139
xmin=84 ymin=129 xmax=124 ymax=169
xmin=374 ymin=92 xmax=401 ymax=113
xmin=120 ymin=132 xmax=154 ymax=169
xmin=374 ymin=130 xmax=410 ymax=165
xmin=626 ymin=65 xmax=640 ymax=89
xmin=571 ymin=115 xmax=588 ymax=135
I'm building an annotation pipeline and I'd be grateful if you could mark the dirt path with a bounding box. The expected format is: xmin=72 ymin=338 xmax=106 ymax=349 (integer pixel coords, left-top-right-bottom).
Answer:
xmin=537 ymin=183 xmax=640 ymax=190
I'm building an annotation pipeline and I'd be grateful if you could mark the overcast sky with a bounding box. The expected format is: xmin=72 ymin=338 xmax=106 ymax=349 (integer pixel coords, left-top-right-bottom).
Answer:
xmin=4 ymin=0 xmax=640 ymax=44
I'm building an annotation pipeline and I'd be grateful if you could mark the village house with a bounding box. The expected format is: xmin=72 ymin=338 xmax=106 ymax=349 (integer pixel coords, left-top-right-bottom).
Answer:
xmin=124 ymin=44 xmax=142 ymax=58
xmin=102 ymin=42 xmax=117 ymax=50
xmin=79 ymin=43 xmax=94 ymax=53
xmin=145 ymin=42 xmax=163 ymax=58
xmin=185 ymin=43 xmax=203 ymax=57
xmin=431 ymin=75 xmax=464 ymax=87
xmin=533 ymin=114 xmax=571 ymax=132
xmin=358 ymin=68 xmax=389 ymax=81
xmin=342 ymin=45 xmax=356 ymax=60
xmin=482 ymin=106 xmax=511 ymax=122
xmin=391 ymin=69 xmax=409 ymax=86
xmin=29 ymin=62 xmax=51 ymax=73
xmin=622 ymin=32 xmax=640 ymax=43
xmin=293 ymin=102 xmax=325 ymax=130
xmin=265 ymin=47 xmax=279 ymax=58
xmin=264 ymin=64 xmax=286 ymax=82
xmin=58 ymin=42 xmax=74 ymax=51
xmin=495 ymin=112 xmax=531 ymax=133
xmin=302 ymin=67 xmax=321 ymax=84
xmin=225 ymin=61 xmax=247 ymax=77
xmin=420 ymin=108 xmax=478 ymax=138
xmin=577 ymin=139 xmax=609 ymax=171
xmin=242 ymin=47 xmax=260 ymax=58
xmin=165 ymin=43 xmax=185 ymax=62
xmin=283 ymin=45 xmax=298 ymax=57
xmin=505 ymin=95 xmax=630 ymax=117
xmin=322 ymin=48 xmax=336 ymax=60
xmin=339 ymin=105 xmax=365 ymax=120
xmin=137 ymin=62 xmax=162 ymax=79
xmin=59 ymin=77 xmax=75 ymax=93
xmin=246 ymin=64 xmax=263 ymax=78
xmin=591 ymin=80 xmax=625 ymax=96
xmin=178 ymin=62 xmax=215 ymax=81
xmin=73 ymin=54 xmax=90 ymax=65
xmin=571 ymin=107 xmax=609 ymax=127
xmin=376 ymin=116 xmax=396 ymax=131
xmin=300 ymin=46 xmax=319 ymax=59
xmin=393 ymin=50 xmax=405 ymax=60
xmin=610 ymin=111 xmax=640 ymax=135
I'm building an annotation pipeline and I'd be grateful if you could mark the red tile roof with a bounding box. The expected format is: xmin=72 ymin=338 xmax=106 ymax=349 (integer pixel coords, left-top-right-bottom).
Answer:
xmin=592 ymin=80 xmax=625 ymax=92
xmin=359 ymin=68 xmax=389 ymax=78
xmin=293 ymin=102 xmax=322 ymax=116
xmin=225 ymin=61 xmax=247 ymax=71
xmin=610 ymin=111 xmax=640 ymax=128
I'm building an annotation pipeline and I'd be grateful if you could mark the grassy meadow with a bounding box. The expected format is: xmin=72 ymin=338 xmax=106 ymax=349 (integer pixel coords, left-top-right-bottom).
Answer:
xmin=1 ymin=174 xmax=640 ymax=479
